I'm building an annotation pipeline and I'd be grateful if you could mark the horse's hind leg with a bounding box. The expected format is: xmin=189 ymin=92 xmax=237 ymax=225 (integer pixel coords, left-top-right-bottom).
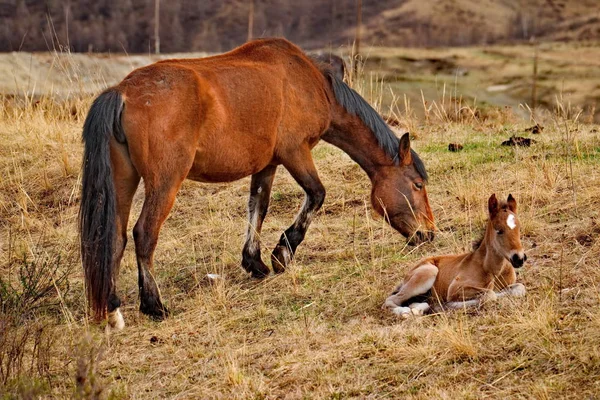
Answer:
xmin=271 ymin=149 xmax=325 ymax=273
xmin=242 ymin=165 xmax=277 ymax=278
xmin=133 ymin=175 xmax=186 ymax=320
xmin=107 ymin=140 xmax=140 ymax=331
xmin=383 ymin=262 xmax=438 ymax=315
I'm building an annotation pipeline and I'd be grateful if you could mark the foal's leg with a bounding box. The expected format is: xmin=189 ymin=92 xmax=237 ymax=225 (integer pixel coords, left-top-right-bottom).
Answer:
xmin=497 ymin=283 xmax=526 ymax=298
xmin=133 ymin=177 xmax=186 ymax=319
xmin=383 ymin=262 xmax=438 ymax=316
xmin=442 ymin=284 xmax=525 ymax=311
xmin=271 ymin=150 xmax=325 ymax=273
xmin=441 ymin=284 xmax=498 ymax=311
xmin=242 ymin=165 xmax=277 ymax=278
xmin=107 ymin=141 xmax=140 ymax=331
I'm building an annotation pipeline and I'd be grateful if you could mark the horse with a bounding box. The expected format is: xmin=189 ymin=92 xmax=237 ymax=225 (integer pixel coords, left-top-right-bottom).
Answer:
xmin=79 ymin=38 xmax=435 ymax=330
xmin=383 ymin=194 xmax=527 ymax=317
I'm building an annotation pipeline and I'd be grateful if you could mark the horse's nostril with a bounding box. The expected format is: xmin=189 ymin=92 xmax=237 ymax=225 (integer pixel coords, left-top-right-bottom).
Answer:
xmin=511 ymin=253 xmax=525 ymax=268
xmin=415 ymin=231 xmax=425 ymax=242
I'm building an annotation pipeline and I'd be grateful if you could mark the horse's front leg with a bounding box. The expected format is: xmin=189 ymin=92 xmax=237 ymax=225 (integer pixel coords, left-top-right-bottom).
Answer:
xmin=271 ymin=149 xmax=325 ymax=273
xmin=241 ymin=165 xmax=277 ymax=278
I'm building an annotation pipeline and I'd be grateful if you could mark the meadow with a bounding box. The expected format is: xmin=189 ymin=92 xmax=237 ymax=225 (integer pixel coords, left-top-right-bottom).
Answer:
xmin=1 ymin=43 xmax=599 ymax=399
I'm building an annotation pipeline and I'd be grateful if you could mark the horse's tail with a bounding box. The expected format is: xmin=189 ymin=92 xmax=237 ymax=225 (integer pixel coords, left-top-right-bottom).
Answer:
xmin=79 ymin=88 xmax=126 ymax=320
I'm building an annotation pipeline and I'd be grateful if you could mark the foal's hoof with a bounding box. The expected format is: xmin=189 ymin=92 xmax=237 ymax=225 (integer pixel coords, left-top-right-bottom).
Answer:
xmin=140 ymin=298 xmax=169 ymax=321
xmin=271 ymin=245 xmax=292 ymax=274
xmin=392 ymin=306 xmax=412 ymax=319
xmin=510 ymin=283 xmax=527 ymax=297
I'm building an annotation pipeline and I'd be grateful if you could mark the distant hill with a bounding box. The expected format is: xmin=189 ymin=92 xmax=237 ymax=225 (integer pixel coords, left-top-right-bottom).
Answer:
xmin=0 ymin=0 xmax=598 ymax=53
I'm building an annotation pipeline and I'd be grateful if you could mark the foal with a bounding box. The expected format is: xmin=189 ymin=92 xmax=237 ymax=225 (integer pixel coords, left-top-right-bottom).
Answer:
xmin=384 ymin=194 xmax=527 ymax=317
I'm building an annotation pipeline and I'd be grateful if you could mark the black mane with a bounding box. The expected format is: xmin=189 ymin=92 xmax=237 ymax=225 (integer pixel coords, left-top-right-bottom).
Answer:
xmin=324 ymin=69 xmax=428 ymax=182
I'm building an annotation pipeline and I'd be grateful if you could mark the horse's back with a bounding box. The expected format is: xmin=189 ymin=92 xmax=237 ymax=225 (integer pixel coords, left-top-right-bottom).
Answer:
xmin=118 ymin=39 xmax=333 ymax=182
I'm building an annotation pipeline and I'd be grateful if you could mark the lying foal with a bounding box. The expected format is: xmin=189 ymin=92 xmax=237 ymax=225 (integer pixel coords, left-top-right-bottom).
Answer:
xmin=384 ymin=194 xmax=527 ymax=317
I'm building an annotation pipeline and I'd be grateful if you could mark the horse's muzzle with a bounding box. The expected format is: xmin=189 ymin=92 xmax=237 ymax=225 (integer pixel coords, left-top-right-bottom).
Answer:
xmin=510 ymin=253 xmax=527 ymax=268
xmin=409 ymin=230 xmax=435 ymax=245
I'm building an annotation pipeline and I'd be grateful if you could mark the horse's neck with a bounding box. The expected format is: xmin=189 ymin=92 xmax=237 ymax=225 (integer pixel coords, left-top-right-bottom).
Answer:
xmin=474 ymin=225 xmax=506 ymax=275
xmin=321 ymin=122 xmax=394 ymax=179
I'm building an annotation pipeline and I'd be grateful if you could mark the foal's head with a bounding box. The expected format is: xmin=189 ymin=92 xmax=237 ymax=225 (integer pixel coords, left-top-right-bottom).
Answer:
xmin=371 ymin=133 xmax=435 ymax=245
xmin=487 ymin=194 xmax=527 ymax=268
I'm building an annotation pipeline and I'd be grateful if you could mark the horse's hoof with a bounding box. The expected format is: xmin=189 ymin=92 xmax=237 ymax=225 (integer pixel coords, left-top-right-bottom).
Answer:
xmin=250 ymin=268 xmax=269 ymax=279
xmin=140 ymin=299 xmax=169 ymax=321
xmin=408 ymin=302 xmax=430 ymax=316
xmin=511 ymin=283 xmax=526 ymax=297
xmin=242 ymin=258 xmax=271 ymax=279
xmin=271 ymin=245 xmax=292 ymax=273
xmin=392 ymin=306 xmax=412 ymax=318
xmin=106 ymin=308 xmax=125 ymax=332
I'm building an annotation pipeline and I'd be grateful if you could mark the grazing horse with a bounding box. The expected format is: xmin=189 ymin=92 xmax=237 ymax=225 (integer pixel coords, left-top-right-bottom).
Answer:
xmin=383 ymin=194 xmax=526 ymax=317
xmin=79 ymin=38 xmax=434 ymax=330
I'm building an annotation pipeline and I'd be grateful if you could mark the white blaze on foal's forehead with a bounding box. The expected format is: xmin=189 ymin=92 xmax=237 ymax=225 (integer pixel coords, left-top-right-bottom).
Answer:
xmin=506 ymin=214 xmax=516 ymax=230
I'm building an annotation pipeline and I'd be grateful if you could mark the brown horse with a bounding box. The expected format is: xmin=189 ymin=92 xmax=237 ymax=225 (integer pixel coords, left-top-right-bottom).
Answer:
xmin=79 ymin=38 xmax=434 ymax=330
xmin=383 ymin=194 xmax=526 ymax=317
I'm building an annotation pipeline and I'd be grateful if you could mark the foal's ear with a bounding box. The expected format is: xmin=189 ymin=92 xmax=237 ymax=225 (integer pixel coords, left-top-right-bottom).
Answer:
xmin=399 ymin=132 xmax=413 ymax=166
xmin=507 ymin=194 xmax=517 ymax=213
xmin=488 ymin=193 xmax=499 ymax=217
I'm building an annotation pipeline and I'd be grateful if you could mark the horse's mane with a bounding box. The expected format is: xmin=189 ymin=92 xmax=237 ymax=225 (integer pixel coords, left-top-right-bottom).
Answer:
xmin=322 ymin=69 xmax=428 ymax=182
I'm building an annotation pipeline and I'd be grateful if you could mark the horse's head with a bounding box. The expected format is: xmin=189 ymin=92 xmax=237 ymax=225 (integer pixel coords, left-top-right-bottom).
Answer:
xmin=488 ymin=193 xmax=527 ymax=268
xmin=371 ymin=133 xmax=435 ymax=245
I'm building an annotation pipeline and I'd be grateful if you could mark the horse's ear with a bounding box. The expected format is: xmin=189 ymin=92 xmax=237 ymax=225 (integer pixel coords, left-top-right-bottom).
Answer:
xmin=399 ymin=133 xmax=413 ymax=166
xmin=488 ymin=194 xmax=499 ymax=217
xmin=507 ymin=194 xmax=517 ymax=213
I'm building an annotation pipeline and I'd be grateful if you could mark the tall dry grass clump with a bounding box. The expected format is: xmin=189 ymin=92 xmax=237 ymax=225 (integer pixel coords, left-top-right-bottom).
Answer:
xmin=0 ymin=44 xmax=599 ymax=398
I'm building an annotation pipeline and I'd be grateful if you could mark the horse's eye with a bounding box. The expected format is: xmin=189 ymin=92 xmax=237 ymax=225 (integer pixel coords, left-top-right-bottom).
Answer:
xmin=496 ymin=229 xmax=504 ymax=235
xmin=414 ymin=182 xmax=424 ymax=190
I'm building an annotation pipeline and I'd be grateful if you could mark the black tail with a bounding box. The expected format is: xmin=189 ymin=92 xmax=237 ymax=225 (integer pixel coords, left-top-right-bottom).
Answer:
xmin=79 ymin=88 xmax=125 ymax=320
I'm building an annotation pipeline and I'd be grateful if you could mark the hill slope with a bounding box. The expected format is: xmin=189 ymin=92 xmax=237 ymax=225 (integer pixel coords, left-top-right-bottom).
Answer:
xmin=0 ymin=0 xmax=598 ymax=53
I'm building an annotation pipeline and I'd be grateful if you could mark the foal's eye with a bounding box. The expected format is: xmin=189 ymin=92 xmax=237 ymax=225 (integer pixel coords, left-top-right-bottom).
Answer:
xmin=496 ymin=229 xmax=504 ymax=235
xmin=414 ymin=182 xmax=424 ymax=190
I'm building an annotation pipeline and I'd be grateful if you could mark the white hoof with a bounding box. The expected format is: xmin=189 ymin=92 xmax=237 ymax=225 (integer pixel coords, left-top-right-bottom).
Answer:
xmin=106 ymin=308 xmax=125 ymax=332
xmin=510 ymin=283 xmax=526 ymax=297
xmin=409 ymin=302 xmax=430 ymax=315
xmin=392 ymin=306 xmax=412 ymax=318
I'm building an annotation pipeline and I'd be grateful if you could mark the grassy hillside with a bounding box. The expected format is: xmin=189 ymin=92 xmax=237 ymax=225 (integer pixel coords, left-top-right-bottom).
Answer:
xmin=1 ymin=0 xmax=599 ymax=52
xmin=1 ymin=46 xmax=600 ymax=398
xmin=359 ymin=0 xmax=600 ymax=46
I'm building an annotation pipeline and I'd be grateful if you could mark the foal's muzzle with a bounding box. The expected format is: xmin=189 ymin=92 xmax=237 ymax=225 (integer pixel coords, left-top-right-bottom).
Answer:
xmin=510 ymin=253 xmax=527 ymax=269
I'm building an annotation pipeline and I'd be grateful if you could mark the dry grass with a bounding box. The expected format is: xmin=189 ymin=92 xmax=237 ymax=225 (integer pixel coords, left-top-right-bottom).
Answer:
xmin=1 ymin=47 xmax=600 ymax=399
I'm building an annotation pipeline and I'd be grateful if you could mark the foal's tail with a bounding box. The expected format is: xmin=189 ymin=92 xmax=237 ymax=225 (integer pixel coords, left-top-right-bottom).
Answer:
xmin=79 ymin=88 xmax=126 ymax=320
